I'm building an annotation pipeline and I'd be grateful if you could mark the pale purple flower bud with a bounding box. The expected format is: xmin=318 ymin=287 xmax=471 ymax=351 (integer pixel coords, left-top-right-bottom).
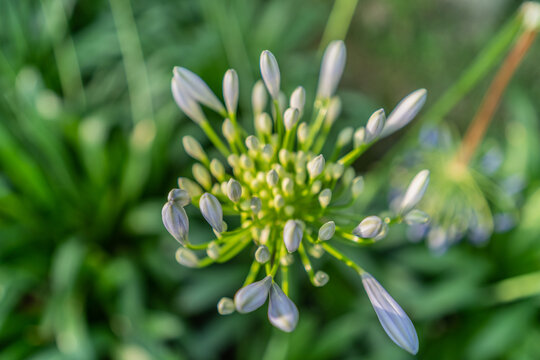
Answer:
xmin=162 ymin=200 xmax=189 ymax=245
xmin=252 ymin=80 xmax=268 ymax=115
xmin=307 ymin=154 xmax=325 ymax=179
xmin=171 ymin=78 xmax=207 ymax=124
xmin=290 ymin=86 xmax=306 ymax=116
xmin=318 ymin=221 xmax=335 ymax=241
xmin=317 ymin=40 xmax=346 ymax=99
xmin=234 ymin=275 xmax=273 ymax=313
xmin=365 ymin=109 xmax=385 ymax=142
xmin=217 ymin=297 xmax=235 ymax=315
xmin=284 ymin=108 xmax=300 ymax=131
xmin=381 ymin=89 xmax=427 ymax=137
xmin=173 ymin=67 xmax=225 ymax=114
xmin=353 ymin=216 xmax=383 ymax=239
xmin=175 ymin=248 xmax=199 ymax=268
xmin=361 ymin=272 xmax=419 ymax=354
xmin=199 ymin=193 xmax=223 ymax=233
xmin=223 ymin=69 xmax=239 ymax=115
xmin=404 ymin=209 xmax=430 ymax=225
xmin=283 ymin=219 xmax=303 ymax=253
xmin=260 ymin=50 xmax=281 ymax=100
xmin=167 ymin=188 xmax=190 ymax=207
xmin=399 ymin=170 xmax=430 ymax=214
xmin=268 ymin=282 xmax=299 ymax=332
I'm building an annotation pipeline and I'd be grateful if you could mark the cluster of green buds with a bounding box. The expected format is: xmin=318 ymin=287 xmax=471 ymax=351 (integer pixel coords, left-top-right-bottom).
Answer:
xmin=163 ymin=41 xmax=429 ymax=354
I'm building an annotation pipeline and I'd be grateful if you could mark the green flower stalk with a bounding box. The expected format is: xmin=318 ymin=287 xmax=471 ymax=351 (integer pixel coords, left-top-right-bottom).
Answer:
xmin=164 ymin=41 xmax=429 ymax=354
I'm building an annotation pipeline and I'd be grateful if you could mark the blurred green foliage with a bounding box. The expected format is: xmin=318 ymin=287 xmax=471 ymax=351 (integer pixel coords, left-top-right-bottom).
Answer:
xmin=1 ymin=0 xmax=540 ymax=359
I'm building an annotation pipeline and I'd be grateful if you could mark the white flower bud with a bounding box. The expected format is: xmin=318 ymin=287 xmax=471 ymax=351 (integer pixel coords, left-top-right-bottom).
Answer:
xmin=521 ymin=1 xmax=540 ymax=31
xmin=167 ymin=188 xmax=190 ymax=208
xmin=281 ymin=177 xmax=294 ymax=196
xmin=192 ymin=163 xmax=212 ymax=189
xmin=331 ymin=162 xmax=345 ymax=179
xmin=278 ymin=149 xmax=291 ymax=166
xmin=381 ymin=89 xmax=427 ymax=137
xmin=362 ymin=272 xmax=419 ymax=355
xmin=227 ymin=154 xmax=239 ymax=168
xmin=171 ymin=78 xmax=207 ymax=124
xmin=199 ymin=192 xmax=224 ymax=232
xmin=255 ymin=245 xmax=270 ymax=263
xmin=268 ymin=282 xmax=299 ymax=332
xmin=245 ymin=135 xmax=260 ymax=151
xmin=223 ymin=69 xmax=239 ymax=115
xmin=317 ymin=40 xmax=346 ymax=99
xmin=266 ymin=169 xmax=279 ymax=187
xmin=175 ymin=248 xmax=199 ymax=268
xmin=326 ymin=97 xmax=342 ymax=126
xmin=365 ymin=109 xmax=385 ymax=142
xmin=351 ymin=176 xmax=364 ymax=197
xmin=290 ymin=86 xmax=306 ymax=116
xmin=256 ymin=113 xmax=273 ymax=134
xmin=173 ymin=67 xmax=225 ymax=114
xmin=283 ymin=219 xmax=303 ymax=253
xmin=206 ymin=241 xmax=220 ymax=260
xmin=284 ymin=108 xmax=300 ymax=131
xmin=262 ymin=144 xmax=274 ymax=161
xmin=162 ymin=200 xmax=189 ymax=245
xmin=354 ymin=127 xmax=366 ymax=148
xmin=182 ymin=136 xmax=207 ymax=162
xmin=404 ymin=209 xmax=429 ymax=225
xmin=297 ymin=122 xmax=309 ymax=144
xmin=343 ymin=167 xmax=355 ymax=186
xmin=353 ymin=216 xmax=383 ymax=238
xmin=222 ymin=118 xmax=236 ymax=142
xmin=252 ymin=80 xmax=268 ymax=115
xmin=307 ymin=154 xmax=325 ymax=179
xmin=274 ymin=194 xmax=285 ymax=209
xmin=251 ymin=197 xmax=262 ymax=213
xmin=337 ymin=127 xmax=353 ymax=147
xmin=209 ymin=159 xmax=225 ymax=181
xmin=260 ymin=50 xmax=280 ymax=99
xmin=178 ymin=177 xmax=203 ymax=197
xmin=314 ymin=271 xmax=329 ymax=287
xmin=318 ymin=188 xmax=332 ymax=208
xmin=318 ymin=221 xmax=335 ymax=241
xmin=234 ymin=275 xmax=273 ymax=313
xmin=310 ymin=180 xmax=322 ymax=194
xmin=227 ymin=178 xmax=242 ymax=202
xmin=217 ymin=297 xmax=235 ymax=315
xmin=399 ymin=170 xmax=430 ymax=214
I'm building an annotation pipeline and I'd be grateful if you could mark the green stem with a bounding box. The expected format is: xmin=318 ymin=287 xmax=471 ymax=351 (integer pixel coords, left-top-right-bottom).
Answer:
xmin=321 ymin=242 xmax=364 ymax=274
xmin=199 ymin=120 xmax=231 ymax=156
xmin=338 ymin=144 xmax=369 ymax=166
xmin=243 ymin=260 xmax=261 ymax=287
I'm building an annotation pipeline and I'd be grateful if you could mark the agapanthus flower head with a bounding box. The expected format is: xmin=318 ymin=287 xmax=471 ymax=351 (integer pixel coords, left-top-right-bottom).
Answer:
xmin=164 ymin=42 xmax=428 ymax=354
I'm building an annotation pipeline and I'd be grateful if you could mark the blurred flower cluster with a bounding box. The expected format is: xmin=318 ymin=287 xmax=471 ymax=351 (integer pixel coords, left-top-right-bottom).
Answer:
xmin=163 ymin=41 xmax=430 ymax=353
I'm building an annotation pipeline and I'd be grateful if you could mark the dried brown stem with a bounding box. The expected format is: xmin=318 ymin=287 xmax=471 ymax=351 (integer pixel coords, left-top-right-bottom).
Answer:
xmin=456 ymin=30 xmax=537 ymax=166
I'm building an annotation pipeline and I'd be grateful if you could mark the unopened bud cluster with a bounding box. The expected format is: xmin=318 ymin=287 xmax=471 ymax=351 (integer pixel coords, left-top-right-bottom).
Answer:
xmin=164 ymin=40 xmax=429 ymax=354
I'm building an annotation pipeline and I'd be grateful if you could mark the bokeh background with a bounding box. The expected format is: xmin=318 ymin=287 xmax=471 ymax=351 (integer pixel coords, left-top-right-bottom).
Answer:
xmin=1 ymin=0 xmax=540 ymax=359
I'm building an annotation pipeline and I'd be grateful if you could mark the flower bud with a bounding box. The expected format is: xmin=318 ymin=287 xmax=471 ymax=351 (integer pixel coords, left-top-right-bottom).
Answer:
xmin=261 ymin=144 xmax=274 ymax=161
xmin=255 ymin=245 xmax=270 ymax=263
xmin=281 ymin=177 xmax=294 ymax=196
xmin=283 ymin=219 xmax=303 ymax=253
xmin=260 ymin=50 xmax=280 ymax=99
xmin=351 ymin=176 xmax=364 ymax=197
xmin=234 ymin=275 xmax=273 ymax=313
xmin=399 ymin=170 xmax=430 ymax=214
xmin=353 ymin=127 xmax=366 ymax=148
xmin=314 ymin=271 xmax=329 ymax=287
xmin=310 ymin=180 xmax=322 ymax=194
xmin=290 ymin=86 xmax=306 ymax=116
xmin=182 ymin=136 xmax=207 ymax=162
xmin=256 ymin=113 xmax=273 ymax=134
xmin=162 ymin=200 xmax=189 ymax=245
xmin=318 ymin=188 xmax=332 ymax=208
xmin=268 ymin=282 xmax=299 ymax=332
xmin=173 ymin=67 xmax=225 ymax=114
xmin=279 ymin=149 xmax=291 ymax=166
xmin=353 ymin=216 xmax=383 ymax=238
xmin=325 ymin=97 xmax=341 ymax=126
xmin=223 ymin=69 xmax=239 ymax=115
xmin=266 ymin=169 xmax=279 ymax=187
xmin=217 ymin=297 xmax=235 ymax=315
xmin=274 ymin=194 xmax=285 ymax=209
xmin=331 ymin=162 xmax=345 ymax=179
xmin=307 ymin=154 xmax=325 ymax=179
xmin=167 ymin=188 xmax=190 ymax=208
xmin=284 ymin=108 xmax=300 ymax=131
xmin=337 ymin=127 xmax=353 ymax=147
xmin=521 ymin=1 xmax=540 ymax=31
xmin=222 ymin=118 xmax=236 ymax=142
xmin=365 ymin=108 xmax=385 ymax=142
xmin=206 ymin=241 xmax=220 ymax=260
xmin=227 ymin=178 xmax=242 ymax=202
xmin=175 ymin=248 xmax=199 ymax=268
xmin=404 ymin=209 xmax=429 ymax=225
xmin=192 ymin=163 xmax=212 ymax=189
xmin=362 ymin=272 xmax=418 ymax=355
xmin=178 ymin=177 xmax=203 ymax=197
xmin=251 ymin=197 xmax=262 ymax=213
xmin=209 ymin=159 xmax=225 ymax=181
xmin=246 ymin=135 xmax=260 ymax=151
xmin=199 ymin=193 xmax=224 ymax=232
xmin=381 ymin=89 xmax=427 ymax=137
xmin=297 ymin=122 xmax=309 ymax=144
xmin=171 ymin=78 xmax=207 ymax=124
xmin=317 ymin=40 xmax=346 ymax=99
xmin=252 ymin=80 xmax=268 ymax=115
xmin=318 ymin=221 xmax=335 ymax=241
